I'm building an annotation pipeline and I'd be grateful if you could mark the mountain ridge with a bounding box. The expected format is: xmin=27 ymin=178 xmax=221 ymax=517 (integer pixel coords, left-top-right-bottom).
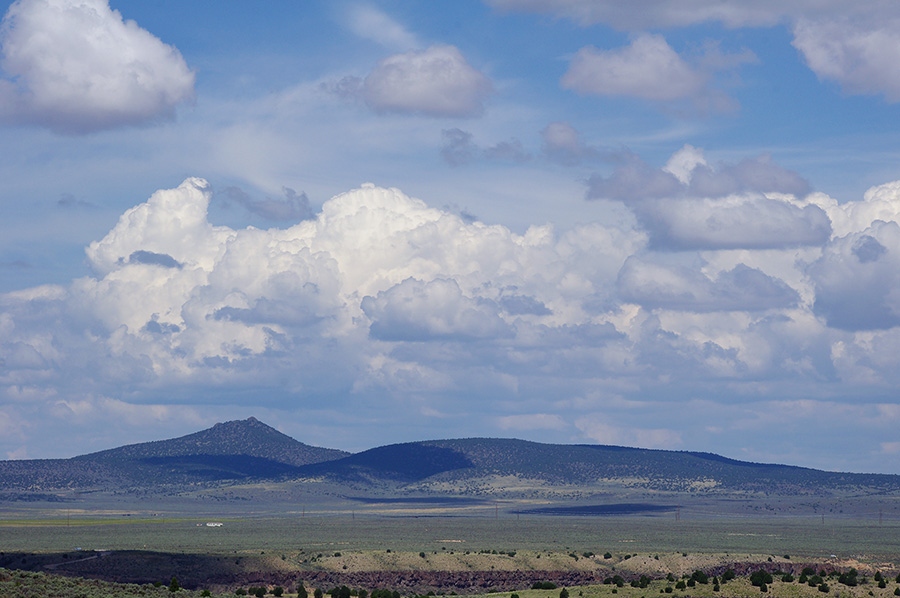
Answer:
xmin=1 ymin=418 xmax=899 ymax=500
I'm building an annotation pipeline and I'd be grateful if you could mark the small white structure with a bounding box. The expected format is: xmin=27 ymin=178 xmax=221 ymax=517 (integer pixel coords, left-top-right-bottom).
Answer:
xmin=206 ymin=522 xmax=224 ymax=527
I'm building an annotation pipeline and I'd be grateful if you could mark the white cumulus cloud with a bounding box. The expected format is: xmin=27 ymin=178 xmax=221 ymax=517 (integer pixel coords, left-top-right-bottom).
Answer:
xmin=361 ymin=45 xmax=492 ymax=117
xmin=588 ymin=146 xmax=826 ymax=250
xmin=562 ymin=34 xmax=707 ymax=102
xmin=0 ymin=0 xmax=195 ymax=134
xmin=792 ymin=18 xmax=900 ymax=102
xmin=493 ymin=0 xmax=900 ymax=103
xmin=345 ymin=3 xmax=420 ymax=50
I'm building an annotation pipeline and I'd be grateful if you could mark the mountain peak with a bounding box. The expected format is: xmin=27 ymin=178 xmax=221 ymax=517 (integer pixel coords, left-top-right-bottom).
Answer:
xmin=78 ymin=417 xmax=349 ymax=467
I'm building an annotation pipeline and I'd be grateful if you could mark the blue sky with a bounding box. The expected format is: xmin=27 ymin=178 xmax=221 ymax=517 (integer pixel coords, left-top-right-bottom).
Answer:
xmin=2 ymin=0 xmax=900 ymax=474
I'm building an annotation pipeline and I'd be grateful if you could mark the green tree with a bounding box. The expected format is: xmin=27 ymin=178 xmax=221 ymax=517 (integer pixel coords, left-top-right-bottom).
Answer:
xmin=314 ymin=589 xmax=323 ymax=598
xmin=169 ymin=576 xmax=181 ymax=592
xmin=298 ymin=586 xmax=309 ymax=598
xmin=560 ymin=588 xmax=569 ymax=598
xmin=273 ymin=588 xmax=284 ymax=597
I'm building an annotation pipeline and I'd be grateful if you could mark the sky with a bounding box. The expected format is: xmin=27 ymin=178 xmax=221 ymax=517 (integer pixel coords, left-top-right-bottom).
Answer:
xmin=2 ymin=0 xmax=900 ymax=474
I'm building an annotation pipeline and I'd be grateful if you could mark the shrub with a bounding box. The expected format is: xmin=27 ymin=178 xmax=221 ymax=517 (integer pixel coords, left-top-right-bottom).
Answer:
xmin=759 ymin=583 xmax=767 ymax=592
xmin=604 ymin=552 xmax=612 ymax=559
xmin=664 ymin=587 xmax=673 ymax=594
xmin=560 ymin=588 xmax=569 ymax=598
xmin=713 ymin=585 xmax=720 ymax=592
xmin=674 ymin=581 xmax=686 ymax=590
xmin=819 ymin=583 xmax=830 ymax=593
xmin=202 ymin=592 xmax=211 ymax=597
xmin=511 ymin=594 xmax=519 ymax=598
xmin=691 ymin=571 xmax=709 ymax=584
xmin=722 ymin=570 xmax=736 ymax=582
xmin=750 ymin=571 xmax=774 ymax=587
xmin=894 ymin=588 xmax=900 ymax=596
xmin=273 ymin=588 xmax=284 ymax=597
xmin=782 ymin=574 xmax=794 ymax=582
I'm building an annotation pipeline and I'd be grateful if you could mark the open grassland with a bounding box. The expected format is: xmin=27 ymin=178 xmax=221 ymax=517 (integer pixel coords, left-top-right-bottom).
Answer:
xmin=1 ymin=515 xmax=899 ymax=562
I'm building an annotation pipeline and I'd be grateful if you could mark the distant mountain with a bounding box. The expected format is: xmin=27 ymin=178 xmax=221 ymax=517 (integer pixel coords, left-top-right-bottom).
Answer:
xmin=0 ymin=417 xmax=348 ymax=493
xmin=295 ymin=437 xmax=900 ymax=496
xmin=2 ymin=419 xmax=900 ymax=499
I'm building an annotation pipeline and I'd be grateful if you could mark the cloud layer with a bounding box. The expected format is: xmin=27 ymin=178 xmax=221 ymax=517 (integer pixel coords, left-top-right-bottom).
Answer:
xmin=4 ymin=156 xmax=900 ymax=467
